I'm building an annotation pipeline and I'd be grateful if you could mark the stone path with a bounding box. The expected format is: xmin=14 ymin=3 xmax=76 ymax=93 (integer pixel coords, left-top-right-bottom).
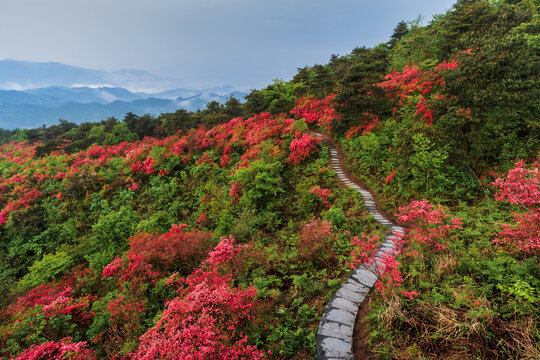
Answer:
xmin=313 ymin=132 xmax=405 ymax=360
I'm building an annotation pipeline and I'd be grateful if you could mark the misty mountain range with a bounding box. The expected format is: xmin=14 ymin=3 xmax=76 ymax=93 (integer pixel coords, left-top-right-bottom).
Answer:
xmin=0 ymin=60 xmax=247 ymax=129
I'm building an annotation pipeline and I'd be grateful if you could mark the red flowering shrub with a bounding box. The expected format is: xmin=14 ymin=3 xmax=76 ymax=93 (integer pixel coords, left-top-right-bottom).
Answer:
xmin=290 ymin=93 xmax=341 ymax=132
xmin=347 ymin=232 xmax=406 ymax=300
xmin=11 ymin=337 xmax=95 ymax=360
xmin=344 ymin=113 xmax=381 ymax=139
xmin=491 ymin=159 xmax=540 ymax=256
xmin=385 ymin=170 xmax=396 ymax=183
xmin=132 ymin=236 xmax=267 ymax=360
xmin=297 ymin=218 xmax=337 ymax=266
xmin=345 ymin=200 xmax=460 ymax=301
xmin=493 ymin=211 xmax=540 ymax=256
xmin=205 ymin=235 xmax=247 ymax=267
xmin=416 ymin=96 xmax=434 ymax=125
xmin=347 ymin=233 xmax=380 ymax=269
xmin=288 ymin=132 xmax=320 ymax=165
xmin=396 ymin=200 xmax=462 ymax=251
xmin=220 ymin=154 xmax=231 ymax=167
xmin=102 ymin=224 xmax=214 ymax=285
xmin=491 ymin=160 xmax=540 ymax=209
xmin=41 ymin=287 xmax=96 ymax=327
xmin=229 ymin=182 xmax=242 ymax=204
xmin=309 ymin=186 xmax=333 ymax=207
xmin=377 ymin=60 xmax=459 ymax=125
xmin=373 ymin=253 xmax=404 ymax=299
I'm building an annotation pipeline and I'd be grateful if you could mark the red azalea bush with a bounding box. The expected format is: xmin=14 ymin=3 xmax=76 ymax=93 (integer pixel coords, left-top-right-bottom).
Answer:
xmin=297 ymin=218 xmax=337 ymax=266
xmin=132 ymin=236 xmax=268 ymax=360
xmin=491 ymin=159 xmax=540 ymax=257
xmin=377 ymin=60 xmax=459 ymax=124
xmin=11 ymin=337 xmax=95 ymax=360
xmin=102 ymin=224 xmax=214 ymax=284
xmin=344 ymin=113 xmax=381 ymax=139
xmin=290 ymin=93 xmax=340 ymax=132
xmin=396 ymin=200 xmax=462 ymax=251
xmin=309 ymin=185 xmax=333 ymax=207
xmin=288 ymin=132 xmax=320 ymax=165
xmin=491 ymin=160 xmax=540 ymax=209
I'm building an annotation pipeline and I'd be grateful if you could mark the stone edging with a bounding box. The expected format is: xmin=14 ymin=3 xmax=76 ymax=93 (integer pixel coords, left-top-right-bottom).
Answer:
xmin=313 ymin=132 xmax=405 ymax=359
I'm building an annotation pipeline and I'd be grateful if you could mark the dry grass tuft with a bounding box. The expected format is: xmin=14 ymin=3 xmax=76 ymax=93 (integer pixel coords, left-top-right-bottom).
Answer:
xmin=433 ymin=254 xmax=459 ymax=275
xmin=372 ymin=299 xmax=539 ymax=359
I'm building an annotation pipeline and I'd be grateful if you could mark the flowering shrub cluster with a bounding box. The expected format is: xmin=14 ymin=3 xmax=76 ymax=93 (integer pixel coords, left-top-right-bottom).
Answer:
xmin=396 ymin=200 xmax=462 ymax=251
xmin=288 ymin=132 xmax=321 ymax=165
xmin=309 ymin=185 xmax=333 ymax=207
xmin=491 ymin=159 xmax=540 ymax=256
xmin=347 ymin=232 xmax=407 ymax=300
xmin=290 ymin=93 xmax=341 ymax=132
xmin=377 ymin=60 xmax=458 ymax=125
xmin=347 ymin=233 xmax=380 ymax=269
xmin=347 ymin=200 xmax=463 ymax=301
xmin=102 ymin=224 xmax=214 ymax=286
xmin=297 ymin=218 xmax=337 ymax=266
xmin=344 ymin=113 xmax=381 ymax=139
xmin=0 ymin=111 xmax=322 ymax=231
xmin=11 ymin=337 xmax=95 ymax=360
xmin=132 ymin=236 xmax=268 ymax=360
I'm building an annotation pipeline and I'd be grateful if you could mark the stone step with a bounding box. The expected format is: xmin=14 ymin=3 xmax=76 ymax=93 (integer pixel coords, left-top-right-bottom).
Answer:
xmin=317 ymin=132 xmax=405 ymax=360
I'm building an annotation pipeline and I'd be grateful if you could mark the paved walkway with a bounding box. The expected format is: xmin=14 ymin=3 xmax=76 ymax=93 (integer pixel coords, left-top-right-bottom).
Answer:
xmin=313 ymin=132 xmax=405 ymax=360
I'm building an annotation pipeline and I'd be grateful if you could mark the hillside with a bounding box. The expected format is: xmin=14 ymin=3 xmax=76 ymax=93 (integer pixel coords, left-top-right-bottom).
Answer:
xmin=0 ymin=0 xmax=538 ymax=359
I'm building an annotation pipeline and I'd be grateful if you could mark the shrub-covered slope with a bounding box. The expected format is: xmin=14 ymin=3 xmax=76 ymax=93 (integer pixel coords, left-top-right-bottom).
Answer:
xmin=0 ymin=0 xmax=538 ymax=359
xmin=0 ymin=111 xmax=386 ymax=359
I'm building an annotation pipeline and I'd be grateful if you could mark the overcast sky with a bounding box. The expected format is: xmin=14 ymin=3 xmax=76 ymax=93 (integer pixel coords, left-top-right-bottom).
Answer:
xmin=1 ymin=0 xmax=456 ymax=90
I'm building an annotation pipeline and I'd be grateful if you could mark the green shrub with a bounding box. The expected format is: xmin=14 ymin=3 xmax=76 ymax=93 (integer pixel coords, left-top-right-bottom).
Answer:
xmin=17 ymin=251 xmax=73 ymax=290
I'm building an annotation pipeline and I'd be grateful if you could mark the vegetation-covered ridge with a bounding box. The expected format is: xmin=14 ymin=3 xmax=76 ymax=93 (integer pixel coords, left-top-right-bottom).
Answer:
xmin=0 ymin=0 xmax=538 ymax=359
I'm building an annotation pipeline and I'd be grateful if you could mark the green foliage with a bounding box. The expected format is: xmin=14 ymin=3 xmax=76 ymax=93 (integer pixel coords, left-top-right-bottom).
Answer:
xmin=244 ymin=79 xmax=304 ymax=115
xmin=389 ymin=24 xmax=443 ymax=70
xmin=17 ymin=251 xmax=73 ymax=290
xmin=233 ymin=159 xmax=285 ymax=210
xmin=344 ymin=132 xmax=384 ymax=170
xmin=84 ymin=206 xmax=140 ymax=269
xmin=136 ymin=210 xmax=175 ymax=233
xmin=409 ymin=133 xmax=449 ymax=194
xmin=307 ymin=64 xmax=334 ymax=98
xmin=335 ymin=47 xmax=392 ymax=134
xmin=104 ymin=123 xmax=138 ymax=145
xmin=324 ymin=206 xmax=346 ymax=228
xmin=388 ymin=20 xmax=410 ymax=49
xmin=435 ymin=15 xmax=540 ymax=167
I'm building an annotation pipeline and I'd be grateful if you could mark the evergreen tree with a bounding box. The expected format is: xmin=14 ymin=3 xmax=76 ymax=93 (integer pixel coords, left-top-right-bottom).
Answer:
xmin=388 ymin=20 xmax=409 ymax=48
xmin=335 ymin=48 xmax=391 ymax=134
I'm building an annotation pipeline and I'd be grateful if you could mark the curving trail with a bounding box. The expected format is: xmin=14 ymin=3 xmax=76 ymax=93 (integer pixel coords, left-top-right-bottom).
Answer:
xmin=312 ymin=132 xmax=405 ymax=360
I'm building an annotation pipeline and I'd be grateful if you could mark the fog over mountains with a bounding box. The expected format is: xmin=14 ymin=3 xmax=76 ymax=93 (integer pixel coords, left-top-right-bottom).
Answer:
xmin=0 ymin=60 xmax=246 ymax=129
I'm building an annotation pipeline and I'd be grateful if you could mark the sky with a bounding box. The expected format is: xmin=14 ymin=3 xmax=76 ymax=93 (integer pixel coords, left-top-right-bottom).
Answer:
xmin=1 ymin=0 xmax=456 ymax=90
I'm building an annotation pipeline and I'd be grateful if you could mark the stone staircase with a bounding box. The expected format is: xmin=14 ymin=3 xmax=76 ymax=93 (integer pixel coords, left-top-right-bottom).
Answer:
xmin=313 ymin=133 xmax=404 ymax=360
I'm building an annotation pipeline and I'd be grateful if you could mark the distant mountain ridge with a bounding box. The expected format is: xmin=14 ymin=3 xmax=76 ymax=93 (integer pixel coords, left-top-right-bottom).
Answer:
xmin=0 ymin=60 xmax=247 ymax=129
xmin=0 ymin=59 xmax=180 ymax=93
